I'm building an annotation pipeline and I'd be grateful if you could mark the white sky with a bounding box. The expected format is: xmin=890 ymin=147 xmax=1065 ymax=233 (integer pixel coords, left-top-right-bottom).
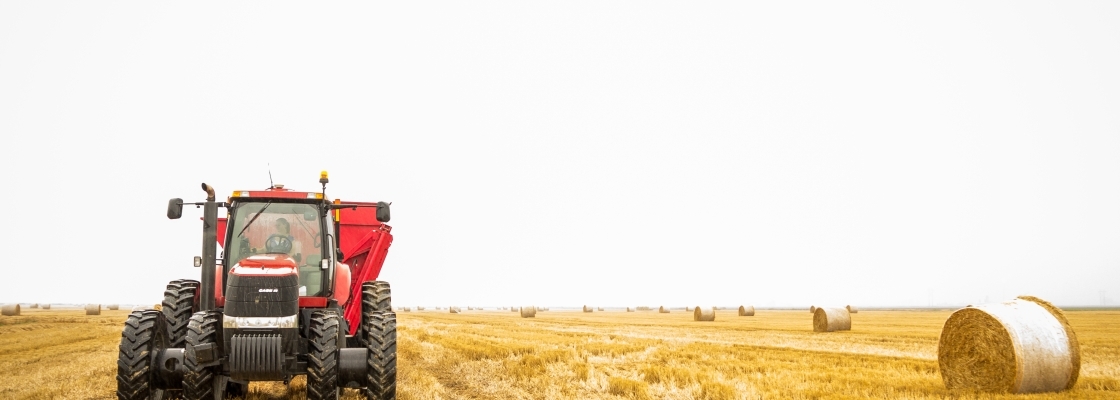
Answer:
xmin=2 ymin=2 xmax=1118 ymax=309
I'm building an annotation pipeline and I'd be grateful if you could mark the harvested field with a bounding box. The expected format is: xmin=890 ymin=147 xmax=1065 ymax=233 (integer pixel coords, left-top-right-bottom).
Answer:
xmin=1 ymin=307 xmax=1119 ymax=399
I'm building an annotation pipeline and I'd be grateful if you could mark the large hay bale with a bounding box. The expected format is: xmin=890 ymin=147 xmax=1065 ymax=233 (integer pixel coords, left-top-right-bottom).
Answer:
xmin=847 ymin=305 xmax=859 ymax=313
xmin=813 ymin=307 xmax=851 ymax=332
xmin=520 ymin=306 xmax=536 ymax=318
xmin=41 ymin=304 xmax=51 ymax=310
xmin=810 ymin=305 xmax=817 ymax=313
xmin=738 ymin=305 xmax=755 ymax=316
xmin=937 ymin=296 xmax=1080 ymax=394
xmin=85 ymin=304 xmax=101 ymax=315
xmin=106 ymin=304 xmax=119 ymax=311
xmin=583 ymin=305 xmax=593 ymax=313
xmin=659 ymin=306 xmax=669 ymax=313
xmin=1 ymin=304 xmax=20 ymax=316
xmin=694 ymin=307 xmax=715 ymax=322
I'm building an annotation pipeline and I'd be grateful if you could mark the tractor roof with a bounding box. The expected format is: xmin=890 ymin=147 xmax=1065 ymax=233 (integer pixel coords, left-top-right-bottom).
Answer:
xmin=230 ymin=185 xmax=329 ymax=201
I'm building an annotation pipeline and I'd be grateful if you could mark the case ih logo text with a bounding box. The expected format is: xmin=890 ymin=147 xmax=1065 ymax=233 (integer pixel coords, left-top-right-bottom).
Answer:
xmin=259 ymin=288 xmax=278 ymax=293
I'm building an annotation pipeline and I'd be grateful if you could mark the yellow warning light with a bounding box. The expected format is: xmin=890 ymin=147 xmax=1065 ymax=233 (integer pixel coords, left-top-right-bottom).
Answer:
xmin=320 ymin=171 xmax=329 ymax=184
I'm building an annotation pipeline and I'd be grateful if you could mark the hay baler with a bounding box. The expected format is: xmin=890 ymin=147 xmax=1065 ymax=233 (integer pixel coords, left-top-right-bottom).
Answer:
xmin=117 ymin=172 xmax=397 ymax=400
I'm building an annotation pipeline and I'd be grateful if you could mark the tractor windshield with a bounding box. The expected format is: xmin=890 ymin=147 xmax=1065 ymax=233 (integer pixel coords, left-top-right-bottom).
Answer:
xmin=227 ymin=201 xmax=327 ymax=296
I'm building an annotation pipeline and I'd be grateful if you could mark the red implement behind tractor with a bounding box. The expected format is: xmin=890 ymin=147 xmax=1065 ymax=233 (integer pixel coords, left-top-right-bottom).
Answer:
xmin=116 ymin=172 xmax=397 ymax=400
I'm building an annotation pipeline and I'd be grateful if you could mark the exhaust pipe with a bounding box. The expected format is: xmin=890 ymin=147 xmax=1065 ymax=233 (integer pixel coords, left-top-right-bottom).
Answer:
xmin=200 ymin=183 xmax=217 ymax=311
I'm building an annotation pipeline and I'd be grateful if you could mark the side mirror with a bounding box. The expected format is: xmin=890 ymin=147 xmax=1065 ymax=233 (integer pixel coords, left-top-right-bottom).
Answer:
xmin=376 ymin=201 xmax=391 ymax=223
xmin=167 ymin=198 xmax=184 ymax=219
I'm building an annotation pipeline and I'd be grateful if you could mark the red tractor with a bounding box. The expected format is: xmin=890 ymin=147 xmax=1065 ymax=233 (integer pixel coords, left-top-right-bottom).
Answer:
xmin=116 ymin=172 xmax=397 ymax=400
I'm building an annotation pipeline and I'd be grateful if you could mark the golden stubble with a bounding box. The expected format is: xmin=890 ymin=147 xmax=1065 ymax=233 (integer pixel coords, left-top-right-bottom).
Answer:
xmin=1 ymin=308 xmax=1118 ymax=399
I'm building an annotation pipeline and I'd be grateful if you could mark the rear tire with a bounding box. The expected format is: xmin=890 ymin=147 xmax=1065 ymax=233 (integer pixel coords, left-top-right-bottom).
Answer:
xmin=307 ymin=311 xmax=341 ymax=400
xmin=117 ymin=310 xmax=166 ymax=400
xmin=184 ymin=311 xmax=221 ymax=400
xmin=360 ymin=281 xmax=391 ymax=343
xmin=363 ymin=312 xmax=397 ymax=400
xmin=162 ymin=279 xmax=199 ymax=348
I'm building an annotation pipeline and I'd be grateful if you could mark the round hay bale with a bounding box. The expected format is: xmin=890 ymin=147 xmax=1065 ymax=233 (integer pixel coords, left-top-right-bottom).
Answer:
xmin=1 ymin=304 xmax=20 ymax=316
xmin=694 ymin=307 xmax=715 ymax=322
xmin=810 ymin=305 xmax=817 ymax=313
xmin=597 ymin=307 xmax=604 ymax=311
xmin=30 ymin=303 xmax=39 ymax=309
xmin=738 ymin=305 xmax=755 ymax=316
xmin=847 ymin=305 xmax=859 ymax=313
xmin=106 ymin=304 xmax=119 ymax=311
xmin=626 ymin=307 xmax=634 ymax=312
xmin=41 ymin=304 xmax=51 ymax=310
xmin=686 ymin=306 xmax=693 ymax=312
xmin=813 ymin=307 xmax=851 ymax=332
xmin=449 ymin=307 xmax=460 ymax=314
xmin=85 ymin=304 xmax=101 ymax=315
xmin=937 ymin=296 xmax=1080 ymax=393
xmin=659 ymin=306 xmax=669 ymax=313
xmin=583 ymin=305 xmax=593 ymax=313
xmin=417 ymin=306 xmax=425 ymax=311
xmin=520 ymin=306 xmax=536 ymax=318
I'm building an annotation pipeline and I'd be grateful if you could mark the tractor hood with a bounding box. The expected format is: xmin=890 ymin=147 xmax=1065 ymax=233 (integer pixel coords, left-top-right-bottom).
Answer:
xmin=234 ymin=254 xmax=298 ymax=275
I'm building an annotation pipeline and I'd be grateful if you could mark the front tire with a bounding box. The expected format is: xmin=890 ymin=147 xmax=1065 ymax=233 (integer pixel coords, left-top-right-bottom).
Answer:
xmin=117 ymin=310 xmax=167 ymax=400
xmin=183 ymin=311 xmax=221 ymax=400
xmin=307 ymin=311 xmax=342 ymax=400
xmin=364 ymin=312 xmax=397 ymax=400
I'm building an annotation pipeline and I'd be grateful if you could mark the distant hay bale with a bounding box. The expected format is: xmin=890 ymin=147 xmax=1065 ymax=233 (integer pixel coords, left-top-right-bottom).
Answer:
xmin=449 ymin=307 xmax=460 ymax=314
xmin=626 ymin=307 xmax=634 ymax=312
xmin=41 ymin=304 xmax=51 ymax=310
xmin=738 ymin=305 xmax=755 ymax=316
xmin=937 ymin=296 xmax=1080 ymax=394
xmin=694 ymin=307 xmax=715 ymax=322
xmin=597 ymin=307 xmax=604 ymax=311
xmin=583 ymin=305 xmax=593 ymax=313
xmin=510 ymin=307 xmax=518 ymax=313
xmin=106 ymin=304 xmax=119 ymax=311
xmin=2 ymin=304 xmax=20 ymax=316
xmin=847 ymin=305 xmax=859 ymax=313
xmin=810 ymin=306 xmax=817 ymax=313
xmin=520 ymin=306 xmax=537 ymax=318
xmin=813 ymin=307 xmax=851 ymax=332
xmin=30 ymin=303 xmax=39 ymax=309
xmin=85 ymin=304 xmax=101 ymax=315
xmin=659 ymin=306 xmax=669 ymax=313
xmin=417 ymin=306 xmax=425 ymax=311
xmin=686 ymin=306 xmax=693 ymax=312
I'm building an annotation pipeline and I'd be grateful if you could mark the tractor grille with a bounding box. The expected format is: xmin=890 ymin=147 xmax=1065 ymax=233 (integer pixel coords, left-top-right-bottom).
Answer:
xmin=228 ymin=334 xmax=284 ymax=381
xmin=225 ymin=274 xmax=299 ymax=317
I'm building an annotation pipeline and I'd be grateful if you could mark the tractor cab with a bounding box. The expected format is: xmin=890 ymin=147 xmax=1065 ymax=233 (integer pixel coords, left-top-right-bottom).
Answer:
xmin=224 ymin=187 xmax=336 ymax=298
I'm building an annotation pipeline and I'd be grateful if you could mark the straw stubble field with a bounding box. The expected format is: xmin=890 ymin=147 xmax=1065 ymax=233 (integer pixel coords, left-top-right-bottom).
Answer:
xmin=1 ymin=307 xmax=1118 ymax=399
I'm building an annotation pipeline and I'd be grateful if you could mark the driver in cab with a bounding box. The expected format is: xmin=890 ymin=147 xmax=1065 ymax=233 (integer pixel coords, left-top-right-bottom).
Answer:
xmin=264 ymin=218 xmax=303 ymax=263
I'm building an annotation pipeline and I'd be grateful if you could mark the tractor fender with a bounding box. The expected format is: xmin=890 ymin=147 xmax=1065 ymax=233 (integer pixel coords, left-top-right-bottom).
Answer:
xmin=334 ymin=262 xmax=352 ymax=306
